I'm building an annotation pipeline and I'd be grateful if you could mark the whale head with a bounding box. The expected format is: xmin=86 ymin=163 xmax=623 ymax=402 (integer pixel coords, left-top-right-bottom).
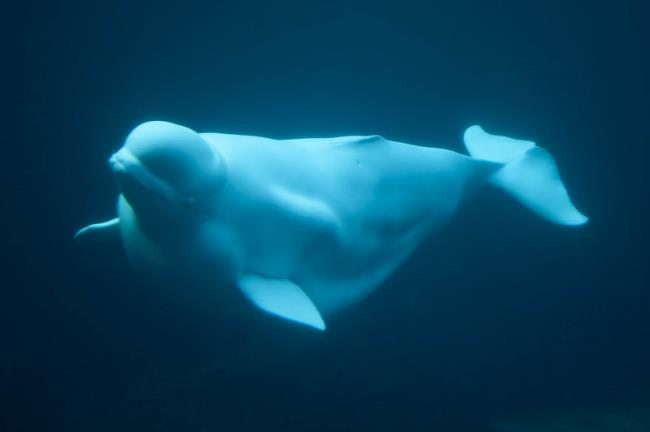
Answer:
xmin=110 ymin=121 xmax=226 ymax=226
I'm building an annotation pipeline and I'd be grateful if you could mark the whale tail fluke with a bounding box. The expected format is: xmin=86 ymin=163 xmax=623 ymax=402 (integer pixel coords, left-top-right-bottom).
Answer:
xmin=463 ymin=125 xmax=588 ymax=226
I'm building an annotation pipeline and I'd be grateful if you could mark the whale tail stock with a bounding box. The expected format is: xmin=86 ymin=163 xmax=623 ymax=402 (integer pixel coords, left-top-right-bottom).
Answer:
xmin=463 ymin=125 xmax=588 ymax=226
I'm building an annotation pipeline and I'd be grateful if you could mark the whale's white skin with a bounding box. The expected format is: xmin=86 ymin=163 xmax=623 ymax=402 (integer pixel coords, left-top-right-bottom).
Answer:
xmin=76 ymin=121 xmax=588 ymax=330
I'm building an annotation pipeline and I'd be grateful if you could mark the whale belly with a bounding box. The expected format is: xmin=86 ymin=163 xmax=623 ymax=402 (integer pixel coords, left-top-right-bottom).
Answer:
xmin=206 ymin=134 xmax=476 ymax=314
xmin=117 ymin=195 xmax=243 ymax=310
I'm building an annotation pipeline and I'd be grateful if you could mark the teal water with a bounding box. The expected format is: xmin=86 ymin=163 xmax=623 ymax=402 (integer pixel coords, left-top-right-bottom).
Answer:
xmin=2 ymin=1 xmax=649 ymax=431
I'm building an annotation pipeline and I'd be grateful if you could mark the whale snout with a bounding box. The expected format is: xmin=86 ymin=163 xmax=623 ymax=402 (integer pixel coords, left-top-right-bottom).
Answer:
xmin=108 ymin=152 xmax=127 ymax=173
xmin=108 ymin=148 xmax=140 ymax=173
xmin=109 ymin=149 xmax=177 ymax=202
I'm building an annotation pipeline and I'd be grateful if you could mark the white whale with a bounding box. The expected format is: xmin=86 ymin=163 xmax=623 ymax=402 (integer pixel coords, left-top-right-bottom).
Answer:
xmin=76 ymin=121 xmax=588 ymax=330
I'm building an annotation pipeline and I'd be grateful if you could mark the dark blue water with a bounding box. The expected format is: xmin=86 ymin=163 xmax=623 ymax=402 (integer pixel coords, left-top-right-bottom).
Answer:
xmin=3 ymin=1 xmax=649 ymax=431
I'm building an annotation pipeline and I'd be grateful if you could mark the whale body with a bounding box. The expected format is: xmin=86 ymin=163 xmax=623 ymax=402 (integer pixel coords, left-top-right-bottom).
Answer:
xmin=76 ymin=121 xmax=588 ymax=330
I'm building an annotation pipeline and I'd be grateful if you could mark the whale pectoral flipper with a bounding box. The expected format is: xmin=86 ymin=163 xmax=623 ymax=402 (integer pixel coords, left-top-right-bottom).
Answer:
xmin=238 ymin=274 xmax=326 ymax=331
xmin=74 ymin=218 xmax=120 ymax=241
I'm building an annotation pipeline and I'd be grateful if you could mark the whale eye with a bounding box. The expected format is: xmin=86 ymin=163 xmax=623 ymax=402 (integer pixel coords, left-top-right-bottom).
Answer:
xmin=181 ymin=197 xmax=196 ymax=209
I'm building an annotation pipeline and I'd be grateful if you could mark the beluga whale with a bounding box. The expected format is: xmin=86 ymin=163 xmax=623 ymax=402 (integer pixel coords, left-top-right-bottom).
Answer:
xmin=76 ymin=121 xmax=588 ymax=331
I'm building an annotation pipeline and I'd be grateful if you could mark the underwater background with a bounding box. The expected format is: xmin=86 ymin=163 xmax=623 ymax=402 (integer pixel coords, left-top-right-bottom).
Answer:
xmin=2 ymin=1 xmax=649 ymax=431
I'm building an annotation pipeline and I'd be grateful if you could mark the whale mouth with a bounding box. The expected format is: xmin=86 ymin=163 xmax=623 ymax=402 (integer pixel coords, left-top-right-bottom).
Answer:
xmin=109 ymin=149 xmax=176 ymax=202
xmin=108 ymin=154 xmax=128 ymax=173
